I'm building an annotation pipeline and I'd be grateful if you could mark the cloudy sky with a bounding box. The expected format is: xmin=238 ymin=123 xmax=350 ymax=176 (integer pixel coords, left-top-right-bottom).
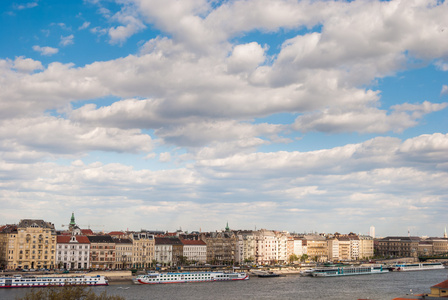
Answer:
xmin=1 ymin=0 xmax=447 ymax=237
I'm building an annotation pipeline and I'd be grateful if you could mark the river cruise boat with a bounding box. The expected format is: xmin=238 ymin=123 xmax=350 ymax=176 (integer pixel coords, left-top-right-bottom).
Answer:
xmin=393 ymin=262 xmax=445 ymax=272
xmin=0 ymin=274 xmax=108 ymax=288
xmin=310 ymin=266 xmax=389 ymax=277
xmin=134 ymin=271 xmax=249 ymax=284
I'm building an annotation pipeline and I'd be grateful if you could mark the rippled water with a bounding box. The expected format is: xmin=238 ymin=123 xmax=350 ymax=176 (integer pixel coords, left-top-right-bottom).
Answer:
xmin=2 ymin=269 xmax=447 ymax=300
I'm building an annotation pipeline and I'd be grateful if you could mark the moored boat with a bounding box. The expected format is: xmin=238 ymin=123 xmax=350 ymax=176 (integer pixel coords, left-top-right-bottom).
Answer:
xmin=134 ymin=271 xmax=249 ymax=284
xmin=392 ymin=262 xmax=444 ymax=272
xmin=310 ymin=266 xmax=389 ymax=277
xmin=0 ymin=275 xmax=108 ymax=288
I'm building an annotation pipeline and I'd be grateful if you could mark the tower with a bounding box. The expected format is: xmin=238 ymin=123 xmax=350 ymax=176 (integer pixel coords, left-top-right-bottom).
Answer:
xmin=369 ymin=226 xmax=375 ymax=239
xmin=444 ymin=227 xmax=447 ymax=239
xmin=69 ymin=212 xmax=76 ymax=231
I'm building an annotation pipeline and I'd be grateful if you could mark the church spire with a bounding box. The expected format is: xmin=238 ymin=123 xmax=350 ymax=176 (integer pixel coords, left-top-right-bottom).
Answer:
xmin=69 ymin=212 xmax=76 ymax=230
xmin=225 ymin=222 xmax=230 ymax=232
xmin=444 ymin=227 xmax=447 ymax=239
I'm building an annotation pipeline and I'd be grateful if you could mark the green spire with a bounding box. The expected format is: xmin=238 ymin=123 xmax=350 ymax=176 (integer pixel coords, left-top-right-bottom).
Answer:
xmin=70 ymin=212 xmax=76 ymax=226
xmin=225 ymin=222 xmax=230 ymax=232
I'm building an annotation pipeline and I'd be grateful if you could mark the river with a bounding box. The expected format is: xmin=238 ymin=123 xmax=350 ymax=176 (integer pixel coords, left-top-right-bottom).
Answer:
xmin=1 ymin=269 xmax=447 ymax=300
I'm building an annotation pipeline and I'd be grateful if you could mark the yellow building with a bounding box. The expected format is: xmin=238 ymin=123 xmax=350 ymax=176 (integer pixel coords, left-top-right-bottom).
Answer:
xmin=428 ymin=279 xmax=448 ymax=297
xmin=130 ymin=231 xmax=155 ymax=269
xmin=0 ymin=220 xmax=57 ymax=270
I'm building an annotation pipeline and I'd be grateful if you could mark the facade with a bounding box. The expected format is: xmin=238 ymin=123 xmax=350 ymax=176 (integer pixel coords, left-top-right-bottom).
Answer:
xmin=376 ymin=236 xmax=420 ymax=258
xmin=235 ymin=231 xmax=257 ymax=265
xmin=113 ymin=238 xmax=133 ymax=269
xmin=154 ymin=237 xmax=183 ymax=266
xmin=201 ymin=231 xmax=236 ymax=265
xmin=0 ymin=220 xmax=57 ymax=270
xmin=358 ymin=235 xmax=374 ymax=259
xmin=88 ymin=235 xmax=116 ymax=269
xmin=181 ymin=239 xmax=207 ymax=264
xmin=302 ymin=234 xmax=328 ymax=262
xmin=327 ymin=238 xmax=339 ymax=262
xmin=56 ymin=235 xmax=90 ymax=270
xmin=130 ymin=231 xmax=155 ymax=269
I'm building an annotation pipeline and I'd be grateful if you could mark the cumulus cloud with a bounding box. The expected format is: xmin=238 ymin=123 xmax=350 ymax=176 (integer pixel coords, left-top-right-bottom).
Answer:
xmin=227 ymin=42 xmax=266 ymax=74
xmin=0 ymin=116 xmax=153 ymax=159
xmin=32 ymin=45 xmax=59 ymax=56
xmin=293 ymin=101 xmax=448 ymax=134
xmin=12 ymin=56 xmax=43 ymax=73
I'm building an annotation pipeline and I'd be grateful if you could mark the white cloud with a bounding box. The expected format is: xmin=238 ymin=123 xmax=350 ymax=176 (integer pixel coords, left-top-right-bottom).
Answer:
xmin=14 ymin=2 xmax=38 ymax=10
xmin=159 ymin=152 xmax=171 ymax=162
xmin=227 ymin=42 xmax=266 ymax=74
xmin=13 ymin=56 xmax=43 ymax=73
xmin=79 ymin=21 xmax=91 ymax=30
xmin=441 ymin=85 xmax=448 ymax=96
xmin=0 ymin=116 xmax=153 ymax=158
xmin=60 ymin=34 xmax=74 ymax=47
xmin=293 ymin=101 xmax=447 ymax=134
xmin=32 ymin=45 xmax=59 ymax=56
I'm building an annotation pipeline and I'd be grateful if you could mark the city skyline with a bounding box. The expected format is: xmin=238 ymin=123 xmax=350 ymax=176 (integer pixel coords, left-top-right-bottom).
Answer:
xmin=0 ymin=0 xmax=447 ymax=237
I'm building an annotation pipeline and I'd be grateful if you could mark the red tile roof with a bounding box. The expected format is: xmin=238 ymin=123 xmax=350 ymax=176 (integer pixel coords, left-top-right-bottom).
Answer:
xmin=181 ymin=240 xmax=206 ymax=245
xmin=432 ymin=279 xmax=448 ymax=289
xmin=108 ymin=231 xmax=125 ymax=236
xmin=57 ymin=235 xmax=90 ymax=244
xmin=81 ymin=229 xmax=94 ymax=235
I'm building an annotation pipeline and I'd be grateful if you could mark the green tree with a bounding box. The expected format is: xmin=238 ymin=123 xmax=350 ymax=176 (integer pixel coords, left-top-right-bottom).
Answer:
xmin=19 ymin=286 xmax=124 ymax=300
xmin=300 ymin=254 xmax=309 ymax=262
xmin=288 ymin=254 xmax=299 ymax=264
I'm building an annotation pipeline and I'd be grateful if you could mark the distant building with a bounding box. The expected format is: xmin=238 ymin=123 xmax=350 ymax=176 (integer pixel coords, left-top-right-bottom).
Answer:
xmin=370 ymin=226 xmax=375 ymax=239
xmin=377 ymin=236 xmax=420 ymax=258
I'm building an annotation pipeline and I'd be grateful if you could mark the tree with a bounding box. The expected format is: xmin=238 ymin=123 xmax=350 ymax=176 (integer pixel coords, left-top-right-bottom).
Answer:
xmin=19 ymin=286 xmax=124 ymax=300
xmin=288 ymin=254 xmax=299 ymax=264
xmin=300 ymin=254 xmax=308 ymax=262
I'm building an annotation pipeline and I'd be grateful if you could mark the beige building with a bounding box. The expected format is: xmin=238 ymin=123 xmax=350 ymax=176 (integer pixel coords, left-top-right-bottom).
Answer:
xmin=358 ymin=235 xmax=374 ymax=259
xmin=113 ymin=238 xmax=133 ymax=269
xmin=0 ymin=220 xmax=57 ymax=270
xmin=130 ymin=231 xmax=155 ymax=269
xmin=302 ymin=234 xmax=328 ymax=262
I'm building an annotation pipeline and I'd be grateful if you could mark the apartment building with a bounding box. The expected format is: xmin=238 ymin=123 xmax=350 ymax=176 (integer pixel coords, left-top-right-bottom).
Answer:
xmin=56 ymin=235 xmax=90 ymax=270
xmin=88 ymin=235 xmax=116 ymax=269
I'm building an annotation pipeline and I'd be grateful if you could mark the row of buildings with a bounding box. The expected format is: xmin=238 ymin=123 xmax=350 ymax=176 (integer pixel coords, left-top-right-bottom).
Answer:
xmin=0 ymin=216 xmax=447 ymax=271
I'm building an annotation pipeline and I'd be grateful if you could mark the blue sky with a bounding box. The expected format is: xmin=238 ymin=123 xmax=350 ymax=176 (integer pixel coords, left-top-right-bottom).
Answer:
xmin=0 ymin=0 xmax=447 ymax=237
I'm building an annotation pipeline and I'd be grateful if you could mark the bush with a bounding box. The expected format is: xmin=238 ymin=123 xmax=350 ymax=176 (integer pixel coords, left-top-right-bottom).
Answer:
xmin=18 ymin=286 xmax=125 ymax=300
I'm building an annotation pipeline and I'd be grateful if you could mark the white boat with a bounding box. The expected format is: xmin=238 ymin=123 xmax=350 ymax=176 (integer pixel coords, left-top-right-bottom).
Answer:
xmin=134 ymin=271 xmax=249 ymax=284
xmin=0 ymin=275 xmax=108 ymax=288
xmin=310 ymin=266 xmax=389 ymax=277
xmin=393 ymin=262 xmax=445 ymax=272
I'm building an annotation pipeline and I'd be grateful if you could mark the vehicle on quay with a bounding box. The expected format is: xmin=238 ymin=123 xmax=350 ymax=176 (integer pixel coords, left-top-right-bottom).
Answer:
xmin=134 ymin=271 xmax=249 ymax=284
xmin=392 ymin=262 xmax=445 ymax=272
xmin=0 ymin=274 xmax=108 ymax=288
xmin=310 ymin=265 xmax=389 ymax=277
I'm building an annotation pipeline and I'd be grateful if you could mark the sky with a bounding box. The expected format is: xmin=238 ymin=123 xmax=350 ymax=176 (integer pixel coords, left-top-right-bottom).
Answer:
xmin=0 ymin=0 xmax=447 ymax=237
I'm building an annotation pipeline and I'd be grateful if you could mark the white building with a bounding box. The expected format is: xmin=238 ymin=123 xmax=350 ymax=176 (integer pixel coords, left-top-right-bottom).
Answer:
xmin=181 ymin=240 xmax=207 ymax=264
xmin=370 ymin=226 xmax=375 ymax=239
xmin=56 ymin=235 xmax=90 ymax=270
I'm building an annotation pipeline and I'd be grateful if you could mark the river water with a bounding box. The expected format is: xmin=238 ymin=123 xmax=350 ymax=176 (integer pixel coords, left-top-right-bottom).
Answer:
xmin=2 ymin=269 xmax=447 ymax=300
